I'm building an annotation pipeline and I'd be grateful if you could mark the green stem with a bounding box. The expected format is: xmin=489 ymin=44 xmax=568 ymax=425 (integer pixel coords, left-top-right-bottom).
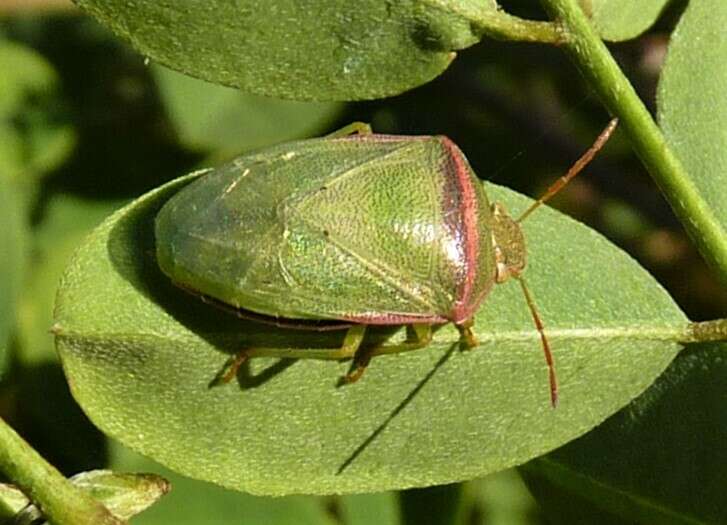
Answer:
xmin=0 ymin=417 xmax=124 ymax=525
xmin=681 ymin=319 xmax=727 ymax=344
xmin=424 ymin=1 xmax=563 ymax=44
xmin=538 ymin=0 xmax=727 ymax=285
xmin=473 ymin=10 xmax=564 ymax=44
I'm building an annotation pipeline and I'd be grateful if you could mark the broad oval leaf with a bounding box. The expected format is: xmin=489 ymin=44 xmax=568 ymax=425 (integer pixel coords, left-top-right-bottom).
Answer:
xmin=590 ymin=0 xmax=671 ymax=42
xmin=657 ymin=0 xmax=727 ymax=238
xmin=73 ymin=0 xmax=487 ymax=101
xmin=54 ymin=175 xmax=686 ymax=495
xmin=151 ymin=65 xmax=343 ymax=158
xmin=522 ymin=341 xmax=727 ymax=524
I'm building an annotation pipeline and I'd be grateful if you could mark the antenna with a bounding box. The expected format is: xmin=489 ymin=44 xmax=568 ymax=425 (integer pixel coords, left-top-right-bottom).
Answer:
xmin=517 ymin=118 xmax=619 ymax=223
xmin=514 ymin=118 xmax=618 ymax=407
xmin=517 ymin=275 xmax=558 ymax=407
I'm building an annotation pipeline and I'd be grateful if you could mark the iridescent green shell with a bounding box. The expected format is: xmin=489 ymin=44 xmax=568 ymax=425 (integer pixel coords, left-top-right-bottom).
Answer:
xmin=155 ymin=133 xmax=496 ymax=325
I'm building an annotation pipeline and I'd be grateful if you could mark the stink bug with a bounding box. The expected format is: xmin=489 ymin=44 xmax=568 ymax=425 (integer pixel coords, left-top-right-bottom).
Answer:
xmin=155 ymin=120 xmax=618 ymax=407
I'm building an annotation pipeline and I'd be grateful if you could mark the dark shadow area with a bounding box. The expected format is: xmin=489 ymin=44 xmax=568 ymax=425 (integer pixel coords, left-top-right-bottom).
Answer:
xmin=4 ymin=363 xmax=107 ymax=476
xmin=208 ymin=356 xmax=298 ymax=390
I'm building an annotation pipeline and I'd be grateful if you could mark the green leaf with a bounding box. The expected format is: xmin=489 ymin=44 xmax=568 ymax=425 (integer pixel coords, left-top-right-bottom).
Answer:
xmin=521 ymin=342 xmax=727 ymax=524
xmin=466 ymin=470 xmax=538 ymax=525
xmin=111 ymin=443 xmax=337 ymax=525
xmin=16 ymin=195 xmax=125 ymax=365
xmin=152 ymin=65 xmax=343 ymax=159
xmin=0 ymin=484 xmax=29 ymax=520
xmin=0 ymin=39 xmax=75 ymax=198
xmin=73 ymin=0 xmax=488 ymax=100
xmin=657 ymin=0 xmax=727 ymax=237
xmin=3 ymin=470 xmax=169 ymax=524
xmin=0 ymin=180 xmax=26 ymax=378
xmin=589 ymin=0 xmax=671 ymax=42
xmin=339 ymin=492 xmax=400 ymax=525
xmin=53 ymin=172 xmax=687 ymax=495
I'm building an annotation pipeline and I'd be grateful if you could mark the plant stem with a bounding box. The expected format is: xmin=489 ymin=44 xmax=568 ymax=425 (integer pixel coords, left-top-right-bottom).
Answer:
xmin=473 ymin=10 xmax=564 ymax=44
xmin=0 ymin=417 xmax=124 ymax=525
xmin=424 ymin=1 xmax=563 ymax=44
xmin=538 ymin=0 xmax=727 ymax=286
xmin=682 ymin=319 xmax=727 ymax=344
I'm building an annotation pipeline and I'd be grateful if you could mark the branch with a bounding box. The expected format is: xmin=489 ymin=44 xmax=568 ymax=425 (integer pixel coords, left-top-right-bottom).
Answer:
xmin=538 ymin=0 xmax=727 ymax=286
xmin=0 ymin=417 xmax=125 ymax=525
xmin=473 ymin=10 xmax=564 ymax=44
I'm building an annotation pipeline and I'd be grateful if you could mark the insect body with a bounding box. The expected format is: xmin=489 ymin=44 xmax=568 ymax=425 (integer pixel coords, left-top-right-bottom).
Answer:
xmin=155 ymin=121 xmax=618 ymax=407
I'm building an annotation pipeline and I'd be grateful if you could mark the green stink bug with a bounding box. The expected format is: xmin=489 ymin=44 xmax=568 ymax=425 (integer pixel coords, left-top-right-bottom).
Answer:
xmin=155 ymin=120 xmax=618 ymax=407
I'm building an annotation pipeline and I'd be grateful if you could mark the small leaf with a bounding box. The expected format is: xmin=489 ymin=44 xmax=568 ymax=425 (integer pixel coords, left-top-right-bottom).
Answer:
xmin=0 ymin=483 xmax=30 ymax=520
xmin=54 ymin=172 xmax=686 ymax=495
xmin=521 ymin=342 xmax=727 ymax=524
xmin=589 ymin=0 xmax=671 ymax=42
xmin=657 ymin=0 xmax=727 ymax=237
xmin=73 ymin=0 xmax=489 ymax=100
xmin=152 ymin=65 xmax=343 ymax=159
xmin=110 ymin=443 xmax=337 ymax=525
xmin=2 ymin=470 xmax=169 ymax=524
xmin=69 ymin=470 xmax=170 ymax=521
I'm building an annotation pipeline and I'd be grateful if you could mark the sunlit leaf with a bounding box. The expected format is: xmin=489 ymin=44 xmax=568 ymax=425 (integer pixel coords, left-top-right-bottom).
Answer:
xmin=73 ymin=0 xmax=490 ymax=100
xmin=54 ymin=170 xmax=686 ymax=495
xmin=658 ymin=0 xmax=727 ymax=235
xmin=590 ymin=0 xmax=671 ymax=41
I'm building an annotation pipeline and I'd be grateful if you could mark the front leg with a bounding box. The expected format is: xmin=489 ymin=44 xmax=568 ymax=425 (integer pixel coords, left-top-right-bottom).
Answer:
xmin=340 ymin=323 xmax=433 ymax=385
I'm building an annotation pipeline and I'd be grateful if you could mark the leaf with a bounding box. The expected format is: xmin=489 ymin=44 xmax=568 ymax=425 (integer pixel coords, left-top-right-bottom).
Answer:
xmin=7 ymin=470 xmax=169 ymax=524
xmin=16 ymin=195 xmax=125 ymax=365
xmin=0 ymin=39 xmax=75 ymax=199
xmin=72 ymin=0 xmax=489 ymax=100
xmin=152 ymin=65 xmax=343 ymax=159
xmin=53 ymin=170 xmax=687 ymax=496
xmin=339 ymin=492 xmax=400 ymax=525
xmin=110 ymin=442 xmax=337 ymax=525
xmin=657 ymin=0 xmax=727 ymax=236
xmin=521 ymin=341 xmax=727 ymax=524
xmin=0 ymin=484 xmax=29 ymax=520
xmin=589 ymin=0 xmax=671 ymax=42
xmin=0 ymin=179 xmax=26 ymax=378
xmin=465 ymin=470 xmax=538 ymax=525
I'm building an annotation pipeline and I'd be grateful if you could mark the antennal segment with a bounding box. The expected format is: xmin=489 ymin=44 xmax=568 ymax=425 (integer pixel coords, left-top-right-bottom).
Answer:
xmin=517 ymin=275 xmax=558 ymax=408
xmin=517 ymin=118 xmax=619 ymax=223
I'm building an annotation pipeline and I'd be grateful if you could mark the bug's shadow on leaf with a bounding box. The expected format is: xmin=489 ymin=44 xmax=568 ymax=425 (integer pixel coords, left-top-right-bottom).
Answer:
xmin=337 ymin=341 xmax=459 ymax=474
xmin=106 ymin=178 xmax=402 ymax=389
xmin=208 ymin=356 xmax=298 ymax=389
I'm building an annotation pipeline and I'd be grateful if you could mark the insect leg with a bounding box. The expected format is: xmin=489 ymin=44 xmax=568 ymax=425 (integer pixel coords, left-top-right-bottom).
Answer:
xmin=325 ymin=122 xmax=373 ymax=138
xmin=455 ymin=319 xmax=479 ymax=349
xmin=340 ymin=323 xmax=434 ymax=385
xmin=329 ymin=324 xmax=368 ymax=359
xmin=212 ymin=350 xmax=250 ymax=385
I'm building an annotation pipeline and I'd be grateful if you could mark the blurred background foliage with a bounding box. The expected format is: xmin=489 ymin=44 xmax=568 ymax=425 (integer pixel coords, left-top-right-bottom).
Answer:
xmin=0 ymin=0 xmax=724 ymax=523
